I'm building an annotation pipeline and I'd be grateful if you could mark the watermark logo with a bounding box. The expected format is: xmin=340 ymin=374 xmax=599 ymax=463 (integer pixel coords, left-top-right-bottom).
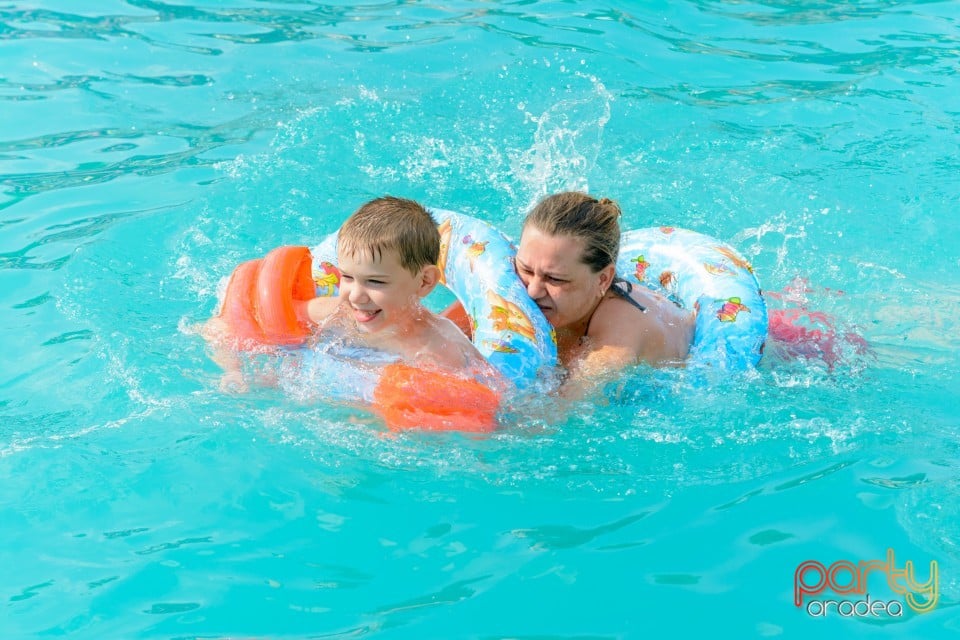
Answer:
xmin=794 ymin=549 xmax=938 ymax=617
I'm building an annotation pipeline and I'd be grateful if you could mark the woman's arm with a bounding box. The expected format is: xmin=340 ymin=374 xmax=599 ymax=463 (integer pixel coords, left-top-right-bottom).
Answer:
xmin=558 ymin=294 xmax=682 ymax=399
xmin=558 ymin=343 xmax=636 ymax=400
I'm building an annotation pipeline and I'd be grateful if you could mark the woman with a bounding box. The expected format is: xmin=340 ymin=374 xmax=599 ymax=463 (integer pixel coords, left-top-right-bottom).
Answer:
xmin=447 ymin=192 xmax=696 ymax=393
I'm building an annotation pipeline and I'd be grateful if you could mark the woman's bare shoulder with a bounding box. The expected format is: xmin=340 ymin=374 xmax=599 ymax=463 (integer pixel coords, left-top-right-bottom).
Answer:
xmin=590 ymin=288 xmax=694 ymax=363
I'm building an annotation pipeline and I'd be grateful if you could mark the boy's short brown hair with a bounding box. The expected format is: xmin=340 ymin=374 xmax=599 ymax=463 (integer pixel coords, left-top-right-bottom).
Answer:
xmin=337 ymin=196 xmax=439 ymax=274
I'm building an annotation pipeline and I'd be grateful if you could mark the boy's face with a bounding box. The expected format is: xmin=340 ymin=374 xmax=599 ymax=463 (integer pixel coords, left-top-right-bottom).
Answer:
xmin=336 ymin=247 xmax=435 ymax=333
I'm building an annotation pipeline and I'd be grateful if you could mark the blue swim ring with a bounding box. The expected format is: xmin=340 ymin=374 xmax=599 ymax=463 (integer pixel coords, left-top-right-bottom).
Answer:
xmin=309 ymin=208 xmax=558 ymax=390
xmin=616 ymin=226 xmax=767 ymax=370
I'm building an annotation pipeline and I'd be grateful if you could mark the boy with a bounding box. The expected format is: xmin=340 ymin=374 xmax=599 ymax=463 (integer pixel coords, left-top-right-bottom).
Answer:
xmin=206 ymin=196 xmax=491 ymax=391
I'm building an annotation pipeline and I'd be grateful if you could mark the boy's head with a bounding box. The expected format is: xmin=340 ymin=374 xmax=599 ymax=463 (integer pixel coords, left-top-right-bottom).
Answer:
xmin=337 ymin=197 xmax=439 ymax=275
xmin=336 ymin=197 xmax=442 ymax=333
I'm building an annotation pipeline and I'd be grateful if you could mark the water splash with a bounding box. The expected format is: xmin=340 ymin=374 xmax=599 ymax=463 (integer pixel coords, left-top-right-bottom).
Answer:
xmin=510 ymin=72 xmax=613 ymax=212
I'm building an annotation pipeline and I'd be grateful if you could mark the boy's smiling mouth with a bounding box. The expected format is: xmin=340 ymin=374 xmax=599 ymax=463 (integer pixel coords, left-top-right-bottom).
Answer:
xmin=352 ymin=307 xmax=381 ymax=323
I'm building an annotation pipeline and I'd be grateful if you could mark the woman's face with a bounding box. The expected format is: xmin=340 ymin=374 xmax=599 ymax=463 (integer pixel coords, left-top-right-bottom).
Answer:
xmin=515 ymin=226 xmax=611 ymax=330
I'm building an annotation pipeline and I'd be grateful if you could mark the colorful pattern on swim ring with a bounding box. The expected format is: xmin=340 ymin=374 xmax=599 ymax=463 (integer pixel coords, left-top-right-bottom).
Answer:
xmin=309 ymin=208 xmax=557 ymax=389
xmin=616 ymin=227 xmax=767 ymax=370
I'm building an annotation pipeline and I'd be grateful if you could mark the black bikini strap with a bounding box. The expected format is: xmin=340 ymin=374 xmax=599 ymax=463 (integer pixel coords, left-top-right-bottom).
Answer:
xmin=582 ymin=277 xmax=648 ymax=339
xmin=609 ymin=277 xmax=647 ymax=313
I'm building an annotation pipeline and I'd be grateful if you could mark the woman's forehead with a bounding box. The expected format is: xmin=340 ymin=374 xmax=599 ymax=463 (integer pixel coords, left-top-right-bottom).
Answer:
xmin=517 ymin=228 xmax=586 ymax=270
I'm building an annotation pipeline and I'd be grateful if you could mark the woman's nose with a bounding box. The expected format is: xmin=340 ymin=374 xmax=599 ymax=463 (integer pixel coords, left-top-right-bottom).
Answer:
xmin=525 ymin=276 xmax=545 ymax=299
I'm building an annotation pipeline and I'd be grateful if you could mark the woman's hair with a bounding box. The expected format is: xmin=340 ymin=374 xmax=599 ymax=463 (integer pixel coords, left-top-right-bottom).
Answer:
xmin=338 ymin=196 xmax=439 ymax=274
xmin=523 ymin=191 xmax=622 ymax=272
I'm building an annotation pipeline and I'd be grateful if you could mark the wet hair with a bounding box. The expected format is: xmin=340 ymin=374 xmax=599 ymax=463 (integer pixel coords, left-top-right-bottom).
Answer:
xmin=523 ymin=191 xmax=622 ymax=272
xmin=337 ymin=196 xmax=439 ymax=275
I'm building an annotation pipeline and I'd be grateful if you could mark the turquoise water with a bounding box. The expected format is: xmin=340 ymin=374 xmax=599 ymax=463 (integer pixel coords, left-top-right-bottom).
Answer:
xmin=2 ymin=1 xmax=959 ymax=637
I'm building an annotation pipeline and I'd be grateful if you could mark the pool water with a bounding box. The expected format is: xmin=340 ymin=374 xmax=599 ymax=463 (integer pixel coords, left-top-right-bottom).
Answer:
xmin=2 ymin=1 xmax=958 ymax=638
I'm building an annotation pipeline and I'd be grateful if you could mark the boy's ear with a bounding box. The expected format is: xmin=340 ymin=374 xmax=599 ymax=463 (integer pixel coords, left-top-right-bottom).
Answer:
xmin=417 ymin=265 xmax=441 ymax=298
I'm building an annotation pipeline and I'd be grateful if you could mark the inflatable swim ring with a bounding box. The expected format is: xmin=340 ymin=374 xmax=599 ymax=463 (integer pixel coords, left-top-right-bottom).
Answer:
xmin=213 ymin=210 xmax=557 ymax=432
xmin=309 ymin=208 xmax=557 ymax=389
xmin=616 ymin=227 xmax=767 ymax=370
xmin=428 ymin=222 xmax=767 ymax=372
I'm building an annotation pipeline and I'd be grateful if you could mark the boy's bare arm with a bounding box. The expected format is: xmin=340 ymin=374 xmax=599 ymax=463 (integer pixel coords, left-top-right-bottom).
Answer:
xmin=301 ymin=296 xmax=342 ymax=324
xmin=201 ymin=316 xmax=248 ymax=392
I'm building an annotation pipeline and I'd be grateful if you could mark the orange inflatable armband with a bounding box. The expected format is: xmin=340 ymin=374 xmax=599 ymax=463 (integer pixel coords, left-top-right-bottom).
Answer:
xmin=217 ymin=246 xmax=316 ymax=348
xmin=218 ymin=259 xmax=267 ymax=345
xmin=373 ymin=363 xmax=501 ymax=432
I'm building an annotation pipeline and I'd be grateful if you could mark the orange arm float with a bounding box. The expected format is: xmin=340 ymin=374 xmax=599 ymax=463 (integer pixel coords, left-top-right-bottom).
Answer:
xmin=373 ymin=363 xmax=501 ymax=432
xmin=217 ymin=246 xmax=316 ymax=349
xmin=218 ymin=259 xmax=267 ymax=346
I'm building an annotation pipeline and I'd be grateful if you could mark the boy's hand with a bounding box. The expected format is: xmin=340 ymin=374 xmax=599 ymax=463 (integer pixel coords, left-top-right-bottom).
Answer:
xmin=219 ymin=370 xmax=249 ymax=394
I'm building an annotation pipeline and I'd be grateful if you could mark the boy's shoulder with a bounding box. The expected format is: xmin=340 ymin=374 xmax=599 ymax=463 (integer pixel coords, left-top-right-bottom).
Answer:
xmin=427 ymin=311 xmax=473 ymax=343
